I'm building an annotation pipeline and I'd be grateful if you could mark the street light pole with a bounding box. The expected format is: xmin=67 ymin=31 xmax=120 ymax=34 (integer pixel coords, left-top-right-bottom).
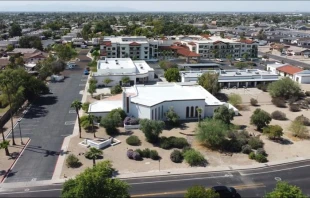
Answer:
xmin=18 ymin=119 xmax=23 ymax=145
xmin=158 ymin=159 xmax=161 ymax=171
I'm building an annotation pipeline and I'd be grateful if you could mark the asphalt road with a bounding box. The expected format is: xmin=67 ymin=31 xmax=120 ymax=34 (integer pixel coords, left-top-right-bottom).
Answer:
xmin=3 ymin=49 xmax=90 ymax=183
xmin=258 ymin=51 xmax=310 ymax=69
xmin=1 ymin=159 xmax=310 ymax=197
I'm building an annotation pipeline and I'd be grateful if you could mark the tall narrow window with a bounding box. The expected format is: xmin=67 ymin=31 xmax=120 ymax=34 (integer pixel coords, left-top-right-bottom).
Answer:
xmin=155 ymin=108 xmax=157 ymax=120
xmin=152 ymin=110 xmax=154 ymax=120
xmin=186 ymin=107 xmax=189 ymax=118
xmin=158 ymin=107 xmax=160 ymax=120
xmin=190 ymin=106 xmax=194 ymax=117
xmin=126 ymin=97 xmax=129 ymax=113
xmin=162 ymin=106 xmax=164 ymax=118
xmin=195 ymin=106 xmax=198 ymax=117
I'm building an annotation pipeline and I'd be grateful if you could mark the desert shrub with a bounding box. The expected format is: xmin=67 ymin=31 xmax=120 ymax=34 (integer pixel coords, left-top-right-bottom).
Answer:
xmin=271 ymin=97 xmax=286 ymax=107
xmin=271 ymin=111 xmax=287 ymax=120
xmin=289 ymin=120 xmax=309 ymax=139
xmin=150 ymin=150 xmax=159 ymax=160
xmin=242 ymin=144 xmax=252 ymax=154
xmin=228 ymin=93 xmax=242 ymax=106
xmin=170 ymin=150 xmax=183 ymax=163
xmin=289 ymin=104 xmax=300 ymax=112
xmin=295 ymin=115 xmax=310 ymax=126
xmin=159 ymin=137 xmax=172 ymax=149
xmin=223 ymin=138 xmax=243 ymax=152
xmin=249 ymin=152 xmax=256 ymax=160
xmin=250 ymin=98 xmax=258 ymax=106
xmin=124 ymin=116 xmax=140 ymax=125
xmin=132 ymin=151 xmax=141 ymax=160
xmin=299 ymin=100 xmax=309 ymax=109
xmin=111 ymin=85 xmax=122 ymax=95
xmin=126 ymin=135 xmax=141 ymax=146
xmin=66 ymin=154 xmax=81 ymax=168
xmin=135 ymin=149 xmax=143 ymax=156
xmin=305 ymin=91 xmax=310 ymax=96
xmin=142 ymin=148 xmax=151 ymax=158
xmin=160 ymin=136 xmax=189 ymax=149
xmin=305 ymin=98 xmax=310 ymax=104
xmin=248 ymin=137 xmax=264 ymax=149
xmin=127 ymin=149 xmax=134 ymax=159
xmin=263 ymin=125 xmax=284 ymax=140
xmin=288 ymin=96 xmax=299 ymax=105
xmin=182 ymin=146 xmax=191 ymax=154
xmin=183 ymin=149 xmax=206 ymax=166
xmin=255 ymin=154 xmax=268 ymax=163
xmin=256 ymin=148 xmax=267 ymax=156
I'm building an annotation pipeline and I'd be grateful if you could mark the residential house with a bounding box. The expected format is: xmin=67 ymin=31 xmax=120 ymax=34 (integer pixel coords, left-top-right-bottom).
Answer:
xmin=276 ymin=65 xmax=303 ymax=79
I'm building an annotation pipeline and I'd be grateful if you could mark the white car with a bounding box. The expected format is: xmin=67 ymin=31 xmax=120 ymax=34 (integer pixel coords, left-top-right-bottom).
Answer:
xmin=216 ymin=58 xmax=223 ymax=62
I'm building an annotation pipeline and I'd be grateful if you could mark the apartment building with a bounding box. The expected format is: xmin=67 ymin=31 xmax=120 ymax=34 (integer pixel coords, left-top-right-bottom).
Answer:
xmin=100 ymin=36 xmax=159 ymax=60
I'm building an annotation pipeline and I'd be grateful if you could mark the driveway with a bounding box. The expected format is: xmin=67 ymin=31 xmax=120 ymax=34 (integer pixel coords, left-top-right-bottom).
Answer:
xmin=4 ymin=49 xmax=90 ymax=183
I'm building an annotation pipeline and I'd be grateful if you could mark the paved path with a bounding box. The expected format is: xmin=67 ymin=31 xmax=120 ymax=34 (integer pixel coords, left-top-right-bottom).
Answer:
xmin=1 ymin=159 xmax=310 ymax=197
xmin=3 ymin=49 xmax=90 ymax=183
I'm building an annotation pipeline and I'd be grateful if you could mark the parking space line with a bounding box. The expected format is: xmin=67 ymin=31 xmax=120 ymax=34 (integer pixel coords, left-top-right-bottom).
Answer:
xmin=79 ymin=84 xmax=86 ymax=86
xmin=69 ymin=110 xmax=76 ymax=114
xmin=65 ymin=121 xmax=75 ymax=125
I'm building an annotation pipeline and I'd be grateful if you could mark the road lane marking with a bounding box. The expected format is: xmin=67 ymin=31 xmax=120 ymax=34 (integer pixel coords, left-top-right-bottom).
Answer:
xmin=0 ymin=189 xmax=62 ymax=195
xmin=69 ymin=110 xmax=76 ymax=114
xmin=81 ymin=79 xmax=87 ymax=81
xmin=239 ymin=164 xmax=310 ymax=176
xmin=79 ymin=84 xmax=86 ymax=86
xmin=131 ymin=183 xmax=265 ymax=197
xmin=65 ymin=121 xmax=75 ymax=125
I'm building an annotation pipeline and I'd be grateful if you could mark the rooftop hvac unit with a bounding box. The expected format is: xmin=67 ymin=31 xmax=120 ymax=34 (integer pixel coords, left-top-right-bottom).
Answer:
xmin=255 ymin=72 xmax=259 ymax=74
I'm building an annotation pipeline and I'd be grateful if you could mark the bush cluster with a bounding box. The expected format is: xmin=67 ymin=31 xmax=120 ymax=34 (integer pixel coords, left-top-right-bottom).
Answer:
xmin=124 ymin=116 xmax=140 ymax=125
xmin=159 ymin=136 xmax=189 ymax=150
xmin=257 ymin=84 xmax=267 ymax=92
xmin=130 ymin=148 xmax=159 ymax=160
xmin=248 ymin=152 xmax=268 ymax=163
xmin=241 ymin=144 xmax=252 ymax=154
xmin=271 ymin=97 xmax=286 ymax=107
xmin=248 ymin=137 xmax=264 ymax=150
xmin=289 ymin=104 xmax=300 ymax=112
xmin=250 ymin=98 xmax=258 ymax=106
xmin=305 ymin=91 xmax=310 ymax=96
xmin=66 ymin=154 xmax=81 ymax=168
xmin=127 ymin=149 xmax=142 ymax=160
xmin=271 ymin=111 xmax=287 ymax=120
xmin=295 ymin=115 xmax=310 ymax=126
xmin=126 ymin=135 xmax=141 ymax=146
xmin=170 ymin=150 xmax=183 ymax=163
xmin=183 ymin=148 xmax=206 ymax=166
xmin=223 ymin=130 xmax=250 ymax=153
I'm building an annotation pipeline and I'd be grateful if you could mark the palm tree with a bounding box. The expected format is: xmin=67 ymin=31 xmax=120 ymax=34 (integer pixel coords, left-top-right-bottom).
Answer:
xmin=0 ymin=140 xmax=10 ymax=156
xmin=1 ymin=128 xmax=10 ymax=156
xmin=103 ymin=78 xmax=113 ymax=87
xmin=86 ymin=147 xmax=103 ymax=166
xmin=81 ymin=114 xmax=96 ymax=138
xmin=71 ymin=100 xmax=82 ymax=138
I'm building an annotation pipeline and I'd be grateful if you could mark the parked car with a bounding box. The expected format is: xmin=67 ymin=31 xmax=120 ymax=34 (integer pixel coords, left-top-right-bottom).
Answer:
xmin=216 ymin=58 xmax=223 ymax=62
xmin=51 ymin=75 xmax=64 ymax=82
xmin=84 ymin=69 xmax=89 ymax=75
xmin=211 ymin=186 xmax=238 ymax=198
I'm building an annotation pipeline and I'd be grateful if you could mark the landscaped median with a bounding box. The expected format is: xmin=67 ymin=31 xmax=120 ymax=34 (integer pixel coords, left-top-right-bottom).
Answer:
xmin=0 ymin=138 xmax=30 ymax=183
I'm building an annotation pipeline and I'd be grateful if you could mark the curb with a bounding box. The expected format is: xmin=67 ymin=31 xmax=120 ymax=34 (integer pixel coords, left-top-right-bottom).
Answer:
xmin=1 ymin=138 xmax=31 ymax=183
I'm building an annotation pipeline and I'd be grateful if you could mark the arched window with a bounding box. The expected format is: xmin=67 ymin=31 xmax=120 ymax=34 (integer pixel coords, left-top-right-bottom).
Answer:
xmin=190 ymin=106 xmax=194 ymax=117
xmin=195 ymin=106 xmax=198 ymax=117
xmin=186 ymin=107 xmax=189 ymax=118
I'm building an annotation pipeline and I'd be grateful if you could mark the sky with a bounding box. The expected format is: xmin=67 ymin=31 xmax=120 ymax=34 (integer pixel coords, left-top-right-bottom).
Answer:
xmin=0 ymin=1 xmax=309 ymax=12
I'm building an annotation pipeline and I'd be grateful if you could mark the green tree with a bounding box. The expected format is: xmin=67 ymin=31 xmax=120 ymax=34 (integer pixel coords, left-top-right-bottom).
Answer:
xmin=54 ymin=44 xmax=78 ymax=61
xmin=265 ymin=181 xmax=307 ymax=198
xmin=19 ymin=36 xmax=43 ymax=51
xmin=6 ymin=44 xmax=14 ymax=52
xmin=196 ymin=119 xmax=228 ymax=148
xmin=220 ymin=32 xmax=225 ymax=38
xmin=289 ymin=120 xmax=309 ymax=139
xmin=196 ymin=107 xmax=202 ymax=125
xmin=268 ymin=77 xmax=301 ymax=99
xmin=165 ymin=107 xmax=180 ymax=126
xmin=198 ymin=72 xmax=220 ymax=95
xmin=80 ymin=114 xmax=96 ymax=138
xmin=183 ymin=149 xmax=206 ymax=166
xmin=250 ymin=108 xmax=272 ymax=131
xmin=111 ymin=85 xmax=123 ymax=95
xmin=0 ymin=140 xmax=10 ymax=156
xmin=88 ymin=83 xmax=96 ymax=98
xmin=91 ymin=50 xmax=100 ymax=60
xmin=185 ymin=185 xmax=219 ymax=198
xmin=242 ymin=53 xmax=249 ymax=60
xmin=213 ymin=105 xmax=235 ymax=124
xmin=85 ymin=147 xmax=103 ymax=166
xmin=226 ymin=54 xmax=233 ymax=64
xmin=139 ymin=119 xmax=165 ymax=143
xmin=121 ymin=76 xmax=130 ymax=86
xmin=100 ymin=108 xmax=125 ymax=134
xmin=164 ymin=68 xmax=181 ymax=82
xmin=228 ymin=93 xmax=242 ymax=107
xmin=263 ymin=125 xmax=283 ymax=140
xmin=235 ymin=62 xmax=248 ymax=69
xmin=71 ymin=100 xmax=82 ymax=138
xmin=159 ymin=60 xmax=177 ymax=70
xmin=103 ymin=78 xmax=113 ymax=87
xmin=9 ymin=23 xmax=22 ymax=37
xmin=82 ymin=102 xmax=90 ymax=113
xmin=0 ymin=128 xmax=9 ymax=156
xmin=61 ymin=161 xmax=130 ymax=198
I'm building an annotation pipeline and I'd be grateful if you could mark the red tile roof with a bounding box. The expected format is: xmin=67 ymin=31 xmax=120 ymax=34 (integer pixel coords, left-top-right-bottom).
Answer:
xmin=101 ymin=41 xmax=112 ymax=46
xmin=201 ymin=34 xmax=211 ymax=39
xmin=173 ymin=41 xmax=182 ymax=45
xmin=176 ymin=49 xmax=200 ymax=57
xmin=239 ymin=39 xmax=255 ymax=44
xmin=276 ymin=65 xmax=303 ymax=75
xmin=213 ymin=40 xmax=224 ymax=44
xmin=129 ymin=42 xmax=141 ymax=46
xmin=187 ymin=42 xmax=196 ymax=46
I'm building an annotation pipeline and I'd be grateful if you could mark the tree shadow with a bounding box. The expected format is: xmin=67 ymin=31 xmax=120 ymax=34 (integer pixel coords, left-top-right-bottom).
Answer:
xmin=215 ymin=93 xmax=228 ymax=102
xmin=272 ymin=138 xmax=293 ymax=145
xmin=120 ymin=131 xmax=134 ymax=136
xmin=23 ymin=106 xmax=48 ymax=119
xmin=34 ymin=96 xmax=58 ymax=106
xmin=0 ymin=170 xmax=6 ymax=176
xmin=6 ymin=171 xmax=17 ymax=178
